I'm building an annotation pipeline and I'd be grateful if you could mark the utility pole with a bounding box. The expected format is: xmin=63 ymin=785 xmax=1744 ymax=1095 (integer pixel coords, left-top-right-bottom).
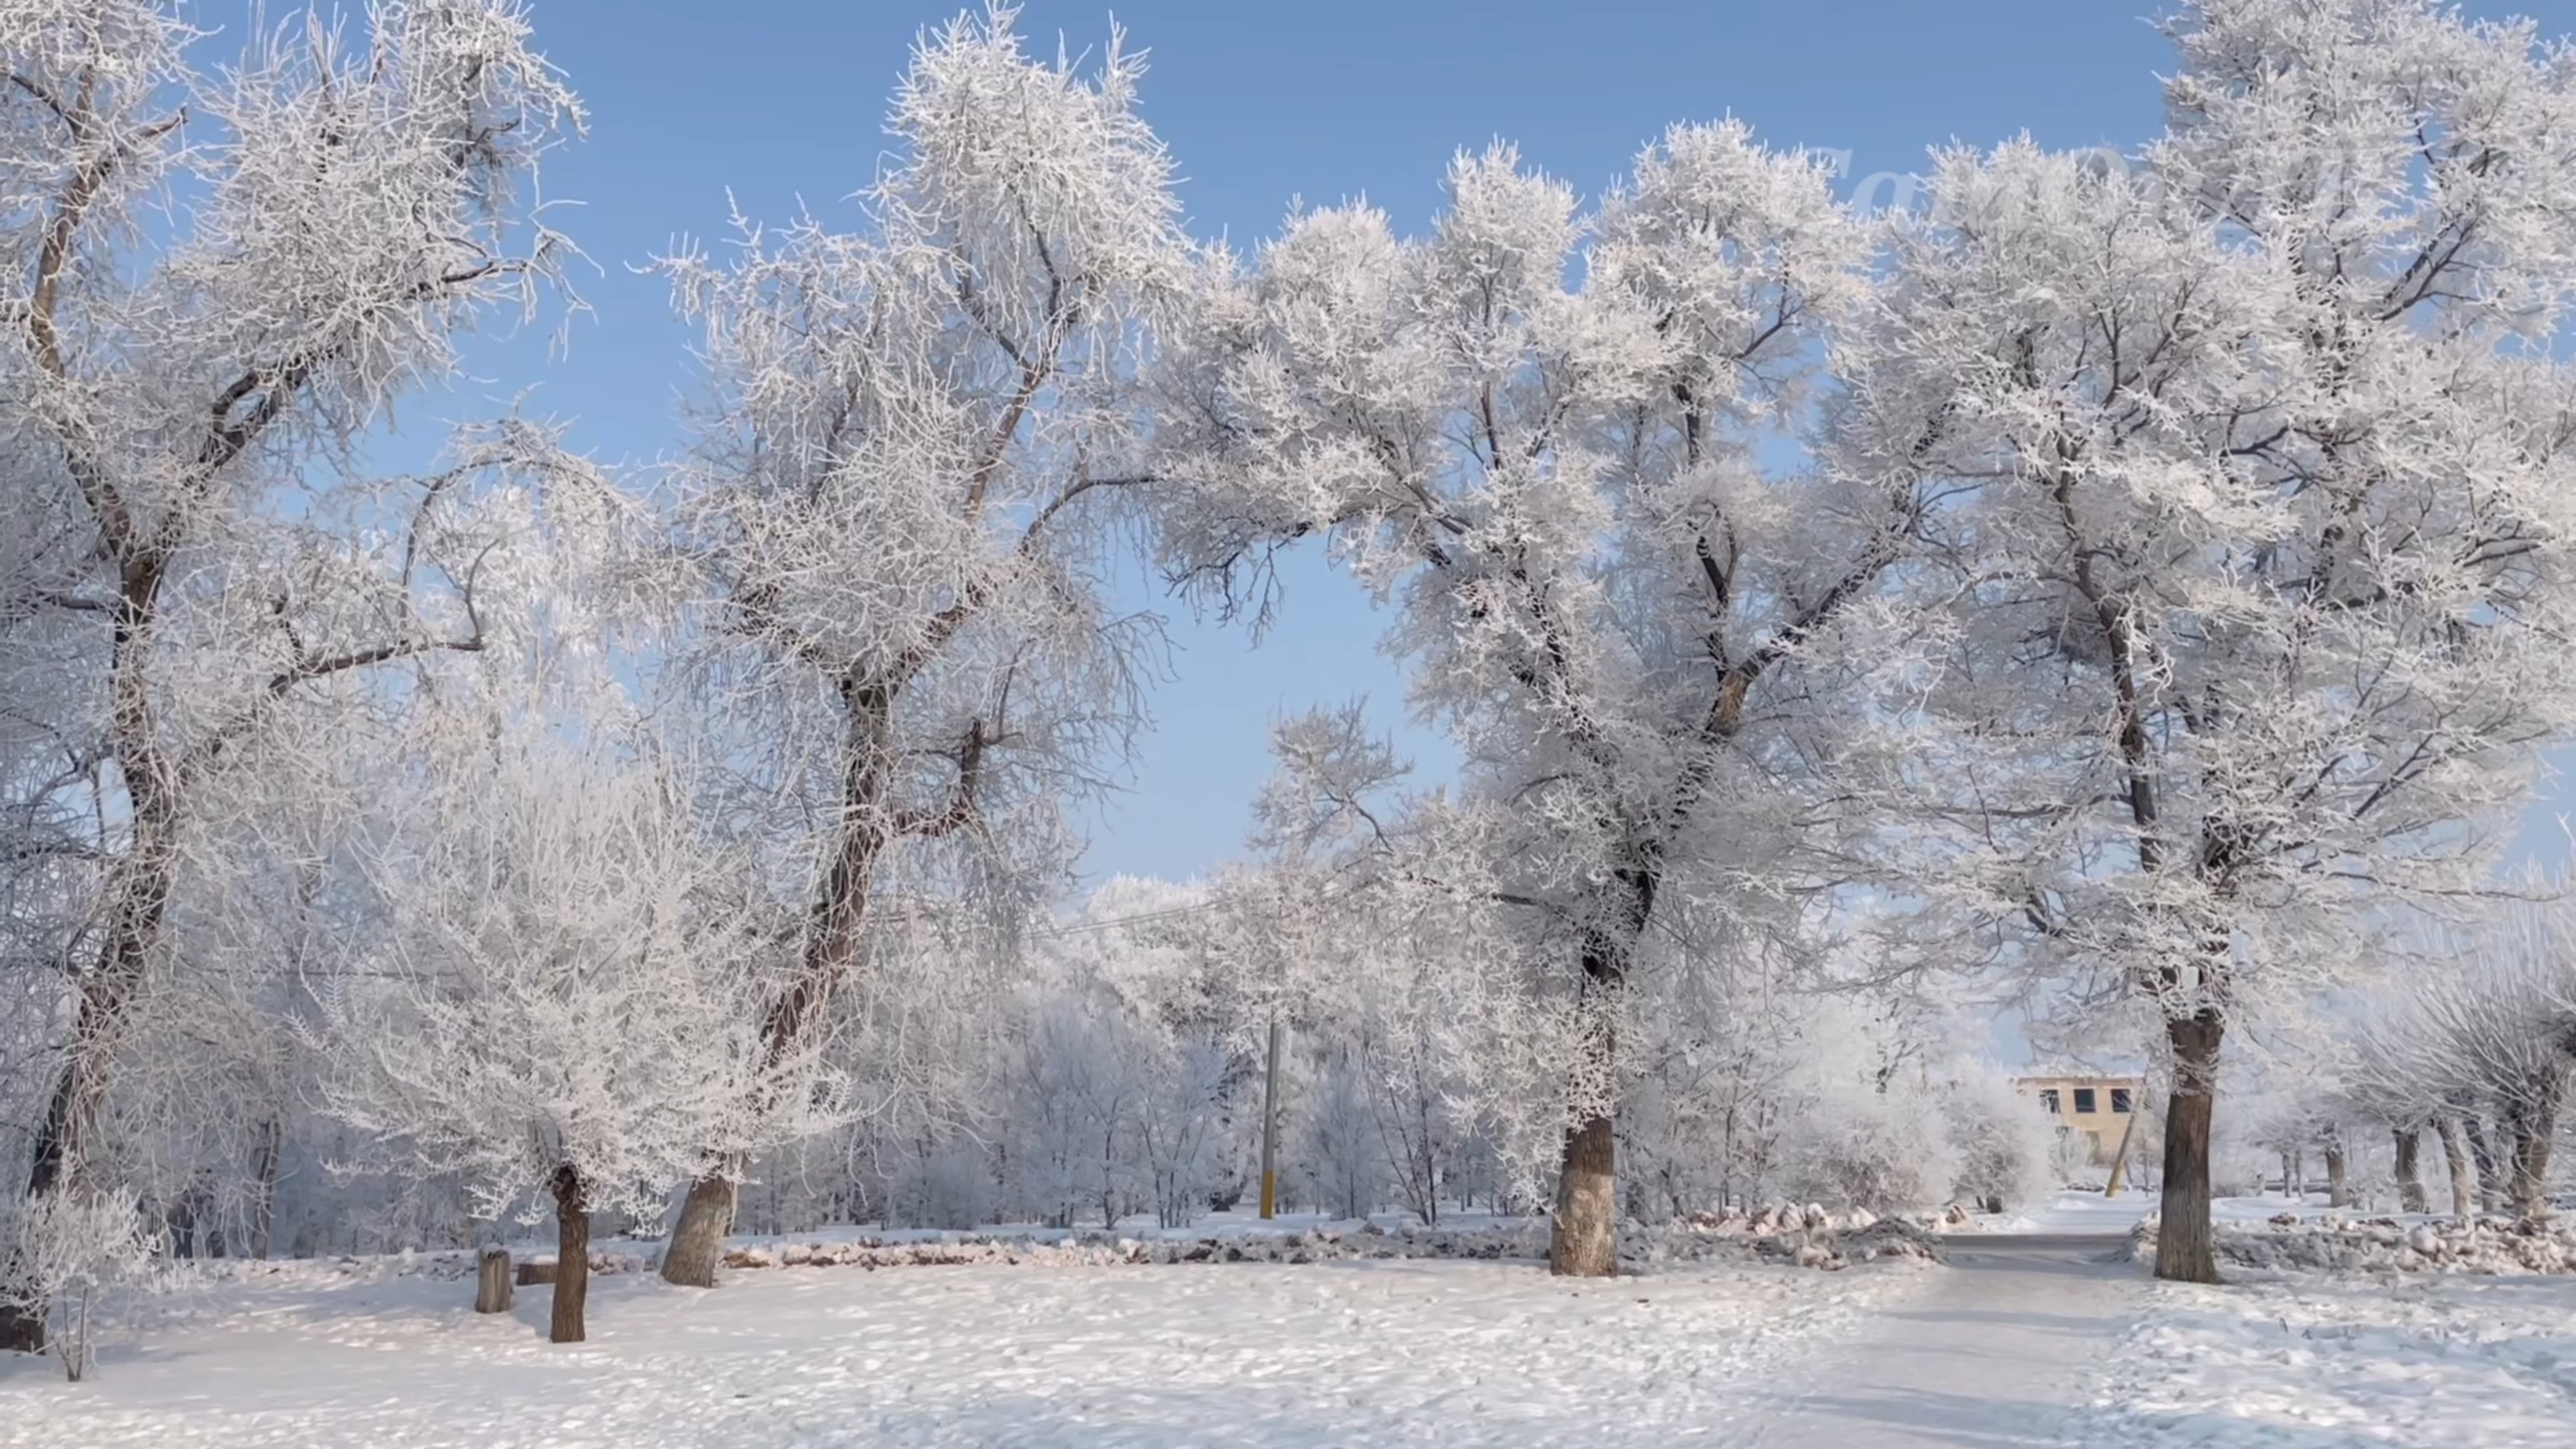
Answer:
xmin=1258 ymin=1015 xmax=1284 ymax=1219
xmin=2104 ymin=1091 xmax=2141 ymax=1198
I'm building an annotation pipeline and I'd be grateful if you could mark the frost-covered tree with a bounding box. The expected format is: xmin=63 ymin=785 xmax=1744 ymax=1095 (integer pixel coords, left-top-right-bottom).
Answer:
xmin=0 ymin=1182 xmax=158 ymax=1380
xmin=307 ymin=693 xmax=825 ymax=1343
xmin=0 ymin=0 xmax=584 ymax=1350
xmin=1868 ymin=0 xmax=2576 ymax=1279
xmin=2348 ymin=903 xmax=2576 ymax=1219
xmin=1295 ymin=1043 xmax=1382 ymax=1221
xmin=651 ymin=5 xmax=1196 ymax=1282
xmin=1163 ymin=119 xmax=1919 ymax=1274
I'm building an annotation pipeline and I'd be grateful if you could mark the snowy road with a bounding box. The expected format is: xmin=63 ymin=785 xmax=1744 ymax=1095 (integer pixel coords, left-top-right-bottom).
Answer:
xmin=1745 ymin=1234 xmax=2143 ymax=1449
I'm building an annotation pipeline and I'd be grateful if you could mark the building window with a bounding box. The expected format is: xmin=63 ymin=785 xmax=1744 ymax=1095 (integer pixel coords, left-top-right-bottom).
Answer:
xmin=2111 ymin=1088 xmax=2133 ymax=1114
xmin=2039 ymin=1088 xmax=2061 ymax=1114
xmin=2073 ymin=1087 xmax=2098 ymax=1114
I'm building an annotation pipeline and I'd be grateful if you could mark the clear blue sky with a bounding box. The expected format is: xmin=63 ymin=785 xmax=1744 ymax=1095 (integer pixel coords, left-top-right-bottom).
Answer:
xmin=435 ymin=0 xmax=2576 ymax=886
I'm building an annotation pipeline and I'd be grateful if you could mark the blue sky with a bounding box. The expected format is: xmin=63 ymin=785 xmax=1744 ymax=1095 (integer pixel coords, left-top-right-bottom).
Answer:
xmin=430 ymin=0 xmax=2576 ymax=886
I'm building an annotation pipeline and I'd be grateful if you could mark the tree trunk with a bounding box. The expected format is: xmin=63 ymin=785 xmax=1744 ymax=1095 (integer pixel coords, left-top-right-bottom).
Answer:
xmin=0 ymin=1301 xmax=35 ymax=1357
xmin=550 ymin=1166 xmax=590 ymax=1344
xmin=0 ymin=1066 xmax=78 ymax=1353
xmin=1549 ymin=1108 xmax=1619 ymax=1277
xmin=2392 ymin=1127 xmax=2426 ymax=1215
xmin=2436 ymin=1116 xmax=2476 ymax=1221
xmin=1548 ymin=903 xmax=1643 ymax=1280
xmin=249 ymin=1116 xmax=282 ymax=1260
xmin=2508 ymin=1099 xmax=2557 ymax=1219
xmin=2154 ymin=1012 xmax=2223 ymax=1284
xmin=667 ymin=688 xmax=905 ymax=1275
xmin=2465 ymin=1116 xmax=2506 ymax=1213
xmin=5 ymin=580 xmax=187 ymax=1353
xmin=2323 ymin=1141 xmax=2350 ymax=1208
xmin=659 ymin=1173 xmax=736 ymax=1287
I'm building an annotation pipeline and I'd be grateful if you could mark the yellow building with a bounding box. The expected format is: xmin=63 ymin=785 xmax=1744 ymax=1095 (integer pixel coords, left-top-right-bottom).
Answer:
xmin=2013 ymin=1072 xmax=2147 ymax=1166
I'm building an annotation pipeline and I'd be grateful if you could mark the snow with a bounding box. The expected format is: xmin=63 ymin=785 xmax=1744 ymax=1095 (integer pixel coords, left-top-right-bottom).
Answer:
xmin=0 ymin=1257 xmax=1913 ymax=1447
xmin=2087 ymin=1270 xmax=2576 ymax=1447
xmin=2131 ymin=1214 xmax=2576 ymax=1276
xmin=16 ymin=1203 xmax=2576 ymax=1446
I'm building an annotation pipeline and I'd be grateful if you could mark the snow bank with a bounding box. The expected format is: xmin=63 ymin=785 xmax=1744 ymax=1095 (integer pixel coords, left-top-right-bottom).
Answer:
xmin=174 ymin=1246 xmax=654 ymax=1287
xmin=2125 ymin=1213 xmax=2576 ymax=1275
xmin=709 ymin=1211 xmax=1943 ymax=1275
xmin=133 ymin=1205 xmax=1943 ymax=1302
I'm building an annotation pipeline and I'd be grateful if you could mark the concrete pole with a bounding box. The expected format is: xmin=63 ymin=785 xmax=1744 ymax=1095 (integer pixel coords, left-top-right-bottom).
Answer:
xmin=2104 ymin=1100 xmax=2140 ymax=1198
xmin=1258 ymin=1015 xmax=1285 ymax=1219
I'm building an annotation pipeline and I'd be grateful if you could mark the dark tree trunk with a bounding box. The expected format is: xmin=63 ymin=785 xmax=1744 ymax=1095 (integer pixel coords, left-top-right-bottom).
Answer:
xmin=550 ymin=1167 xmax=590 ymax=1344
xmin=666 ymin=685 xmax=907 ymax=1273
xmin=1548 ymin=883 xmax=1648 ymax=1280
xmin=1549 ymin=1109 xmax=1619 ymax=1277
xmin=2436 ymin=1116 xmax=2476 ymax=1220
xmin=2508 ymin=1100 xmax=2558 ymax=1220
xmin=7 ymin=576 xmax=187 ymax=1353
xmin=2322 ymin=1140 xmax=2350 ymax=1208
xmin=248 ymin=1116 xmax=282 ymax=1260
xmin=2464 ymin=1117 xmax=2506 ymax=1213
xmin=0 ymin=1067 xmax=77 ymax=1352
xmin=2154 ymin=1012 xmax=2223 ymax=1284
xmin=659 ymin=1173 xmax=736 ymax=1288
xmin=2393 ymin=1127 xmax=2427 ymax=1215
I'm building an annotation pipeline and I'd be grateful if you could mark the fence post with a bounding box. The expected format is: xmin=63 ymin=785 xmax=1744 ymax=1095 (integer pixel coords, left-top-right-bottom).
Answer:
xmin=475 ymin=1245 xmax=514 ymax=1313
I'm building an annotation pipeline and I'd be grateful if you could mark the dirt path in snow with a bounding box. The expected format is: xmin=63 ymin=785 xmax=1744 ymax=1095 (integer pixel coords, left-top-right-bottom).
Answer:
xmin=1741 ymin=1234 xmax=2145 ymax=1448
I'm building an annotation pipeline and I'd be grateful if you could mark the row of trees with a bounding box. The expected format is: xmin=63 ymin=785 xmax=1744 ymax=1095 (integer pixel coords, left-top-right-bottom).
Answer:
xmin=1160 ymin=0 xmax=2576 ymax=1284
xmin=9 ymin=0 xmax=2576 ymax=1372
xmin=852 ymin=874 xmax=2056 ymax=1236
xmin=2326 ymin=904 xmax=2576 ymax=1218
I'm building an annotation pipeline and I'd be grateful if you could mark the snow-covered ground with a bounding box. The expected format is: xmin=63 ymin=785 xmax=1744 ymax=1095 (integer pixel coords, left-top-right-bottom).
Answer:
xmin=0 ymin=1256 xmax=1918 ymax=1447
xmin=2087 ymin=1270 xmax=2576 ymax=1447
xmin=13 ymin=1195 xmax=2575 ymax=1447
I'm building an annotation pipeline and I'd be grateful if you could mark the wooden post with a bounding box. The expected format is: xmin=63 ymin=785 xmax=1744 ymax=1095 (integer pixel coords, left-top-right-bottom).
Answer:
xmin=475 ymin=1246 xmax=514 ymax=1314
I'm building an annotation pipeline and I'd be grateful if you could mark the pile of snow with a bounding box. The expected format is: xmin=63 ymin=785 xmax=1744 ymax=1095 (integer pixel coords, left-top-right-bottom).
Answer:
xmin=2125 ymin=1213 xmax=2576 ymax=1274
xmin=178 ymin=1246 xmax=652 ymax=1287
xmin=711 ymin=1210 xmax=1943 ymax=1275
xmin=715 ymin=1224 xmax=1530 ymax=1271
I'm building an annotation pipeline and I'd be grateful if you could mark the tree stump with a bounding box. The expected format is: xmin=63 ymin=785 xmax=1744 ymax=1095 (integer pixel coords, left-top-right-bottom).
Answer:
xmin=516 ymin=1256 xmax=557 ymax=1287
xmin=476 ymin=1247 xmax=514 ymax=1313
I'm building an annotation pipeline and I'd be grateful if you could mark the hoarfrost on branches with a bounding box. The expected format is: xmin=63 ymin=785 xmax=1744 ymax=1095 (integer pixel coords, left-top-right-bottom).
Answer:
xmin=1860 ymin=0 xmax=2576 ymax=1280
